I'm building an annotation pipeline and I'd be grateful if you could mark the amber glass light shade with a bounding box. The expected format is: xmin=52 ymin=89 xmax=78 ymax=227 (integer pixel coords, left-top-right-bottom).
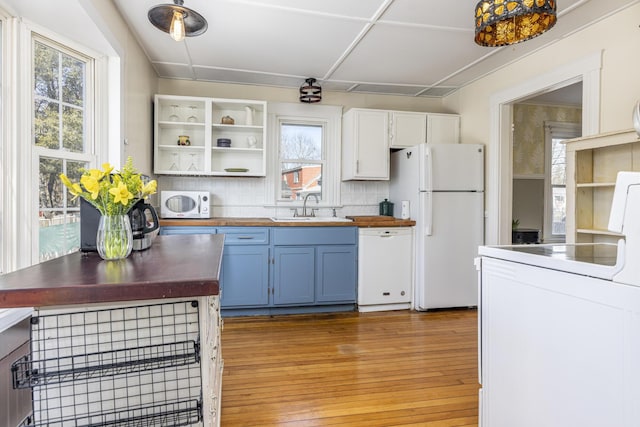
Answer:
xmin=475 ymin=0 xmax=557 ymax=47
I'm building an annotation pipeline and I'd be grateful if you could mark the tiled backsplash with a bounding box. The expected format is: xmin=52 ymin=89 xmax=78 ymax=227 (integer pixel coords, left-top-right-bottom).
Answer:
xmin=157 ymin=176 xmax=390 ymax=218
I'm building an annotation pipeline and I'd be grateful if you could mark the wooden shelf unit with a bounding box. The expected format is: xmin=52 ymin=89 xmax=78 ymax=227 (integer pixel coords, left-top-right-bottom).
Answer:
xmin=565 ymin=129 xmax=640 ymax=244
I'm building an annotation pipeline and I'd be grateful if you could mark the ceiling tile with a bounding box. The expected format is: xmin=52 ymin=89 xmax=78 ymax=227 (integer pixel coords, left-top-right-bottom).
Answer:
xmin=350 ymin=84 xmax=426 ymax=96
xmin=193 ymin=67 xmax=305 ymax=87
xmin=223 ymin=0 xmax=386 ymax=19
xmin=380 ymin=0 xmax=477 ymax=28
xmin=184 ymin=1 xmax=367 ymax=78
xmin=330 ymin=22 xmax=485 ymax=85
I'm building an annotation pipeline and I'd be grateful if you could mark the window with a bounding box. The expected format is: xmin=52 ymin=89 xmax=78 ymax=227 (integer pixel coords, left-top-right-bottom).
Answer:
xmin=33 ymin=37 xmax=95 ymax=261
xmin=267 ymin=103 xmax=342 ymax=208
xmin=544 ymin=122 xmax=581 ymax=242
xmin=279 ymin=122 xmax=323 ymax=201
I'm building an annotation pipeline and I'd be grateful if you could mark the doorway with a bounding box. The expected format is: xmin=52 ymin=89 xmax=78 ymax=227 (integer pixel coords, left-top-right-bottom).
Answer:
xmin=486 ymin=52 xmax=602 ymax=245
xmin=511 ymin=83 xmax=583 ymax=244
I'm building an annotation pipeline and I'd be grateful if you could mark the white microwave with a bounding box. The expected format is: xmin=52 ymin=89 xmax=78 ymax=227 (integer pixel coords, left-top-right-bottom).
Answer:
xmin=160 ymin=191 xmax=211 ymax=218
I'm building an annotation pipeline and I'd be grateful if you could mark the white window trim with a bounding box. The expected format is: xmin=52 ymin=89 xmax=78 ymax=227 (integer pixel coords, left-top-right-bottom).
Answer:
xmin=543 ymin=121 xmax=580 ymax=243
xmin=266 ymin=102 xmax=342 ymax=209
xmin=13 ymin=19 xmax=107 ymax=267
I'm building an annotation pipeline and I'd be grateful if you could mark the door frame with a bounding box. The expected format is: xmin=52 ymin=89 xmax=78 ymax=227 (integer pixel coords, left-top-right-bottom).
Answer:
xmin=486 ymin=52 xmax=602 ymax=245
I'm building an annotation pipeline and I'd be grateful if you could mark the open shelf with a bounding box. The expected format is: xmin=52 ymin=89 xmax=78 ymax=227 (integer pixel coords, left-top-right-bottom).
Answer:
xmin=154 ymin=95 xmax=267 ymax=176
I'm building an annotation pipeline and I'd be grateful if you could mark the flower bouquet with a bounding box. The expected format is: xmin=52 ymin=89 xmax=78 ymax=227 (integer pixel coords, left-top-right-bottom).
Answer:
xmin=60 ymin=157 xmax=157 ymax=260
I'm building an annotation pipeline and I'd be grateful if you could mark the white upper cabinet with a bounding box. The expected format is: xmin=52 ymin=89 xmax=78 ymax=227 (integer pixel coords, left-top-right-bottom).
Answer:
xmin=426 ymin=113 xmax=460 ymax=144
xmin=389 ymin=111 xmax=427 ymax=149
xmin=342 ymin=109 xmax=390 ymax=180
xmin=154 ymin=94 xmax=267 ymax=177
xmin=342 ymin=108 xmax=461 ymax=180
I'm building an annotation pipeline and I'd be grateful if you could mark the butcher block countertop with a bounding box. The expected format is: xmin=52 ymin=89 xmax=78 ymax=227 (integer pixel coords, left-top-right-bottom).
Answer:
xmin=159 ymin=216 xmax=415 ymax=227
xmin=0 ymin=234 xmax=222 ymax=308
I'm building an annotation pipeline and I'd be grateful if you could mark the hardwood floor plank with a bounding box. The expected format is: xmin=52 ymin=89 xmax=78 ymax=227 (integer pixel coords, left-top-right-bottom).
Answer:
xmin=221 ymin=309 xmax=479 ymax=426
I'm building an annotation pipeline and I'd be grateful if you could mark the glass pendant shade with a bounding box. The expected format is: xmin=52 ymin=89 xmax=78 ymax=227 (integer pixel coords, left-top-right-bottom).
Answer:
xmin=475 ymin=0 xmax=557 ymax=47
xmin=148 ymin=0 xmax=208 ymax=41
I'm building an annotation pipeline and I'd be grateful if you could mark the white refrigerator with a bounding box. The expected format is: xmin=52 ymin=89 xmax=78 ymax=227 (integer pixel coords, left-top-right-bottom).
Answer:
xmin=390 ymin=143 xmax=484 ymax=310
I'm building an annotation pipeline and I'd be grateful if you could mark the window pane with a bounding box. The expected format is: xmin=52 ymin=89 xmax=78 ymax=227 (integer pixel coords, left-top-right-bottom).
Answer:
xmin=39 ymin=210 xmax=80 ymax=262
xmin=34 ymin=41 xmax=59 ymax=99
xmin=39 ymin=158 xmax=86 ymax=262
xmin=281 ymin=124 xmax=322 ymax=160
xmin=552 ymin=186 xmax=566 ymax=235
xmin=62 ymin=105 xmax=83 ymax=152
xmin=33 ymin=41 xmax=86 ymax=153
xmin=34 ymin=99 xmax=59 ymax=148
xmin=39 ymin=157 xmax=63 ymax=209
xmin=279 ymin=122 xmax=324 ymax=200
xmin=551 ymin=138 xmax=566 ymax=186
xmin=281 ymin=163 xmax=322 ymax=201
xmin=62 ymin=55 xmax=84 ymax=106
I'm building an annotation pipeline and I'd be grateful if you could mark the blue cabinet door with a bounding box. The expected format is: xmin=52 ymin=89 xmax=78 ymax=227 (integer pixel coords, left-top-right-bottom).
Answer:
xmin=273 ymin=246 xmax=315 ymax=305
xmin=220 ymin=245 xmax=270 ymax=307
xmin=316 ymin=245 xmax=357 ymax=303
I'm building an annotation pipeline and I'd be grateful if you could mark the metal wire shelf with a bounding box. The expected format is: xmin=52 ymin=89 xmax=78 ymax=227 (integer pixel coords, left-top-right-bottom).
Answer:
xmin=12 ymin=340 xmax=200 ymax=389
xmin=21 ymin=399 xmax=202 ymax=427
xmin=12 ymin=300 xmax=203 ymax=427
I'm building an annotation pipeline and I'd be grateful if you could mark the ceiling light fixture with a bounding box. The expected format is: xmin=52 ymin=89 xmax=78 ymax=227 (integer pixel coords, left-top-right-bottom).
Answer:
xmin=474 ymin=0 xmax=557 ymax=47
xmin=299 ymin=78 xmax=322 ymax=103
xmin=148 ymin=0 xmax=208 ymax=42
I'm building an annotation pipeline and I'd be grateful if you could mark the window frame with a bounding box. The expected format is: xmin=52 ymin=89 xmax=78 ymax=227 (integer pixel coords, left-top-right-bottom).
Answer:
xmin=266 ymin=102 xmax=342 ymax=210
xmin=543 ymin=121 xmax=581 ymax=243
xmin=32 ymin=35 xmax=97 ymax=262
xmin=10 ymin=19 xmax=106 ymax=269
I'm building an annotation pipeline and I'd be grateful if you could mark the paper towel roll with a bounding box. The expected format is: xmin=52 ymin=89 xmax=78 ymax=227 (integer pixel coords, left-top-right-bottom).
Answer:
xmin=401 ymin=200 xmax=410 ymax=219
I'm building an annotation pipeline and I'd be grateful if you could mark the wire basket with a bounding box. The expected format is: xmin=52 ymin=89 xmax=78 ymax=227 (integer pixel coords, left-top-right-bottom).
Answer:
xmin=12 ymin=300 xmax=203 ymax=427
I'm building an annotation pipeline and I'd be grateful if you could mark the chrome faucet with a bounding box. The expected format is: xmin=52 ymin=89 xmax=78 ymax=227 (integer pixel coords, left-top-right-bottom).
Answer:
xmin=302 ymin=193 xmax=320 ymax=217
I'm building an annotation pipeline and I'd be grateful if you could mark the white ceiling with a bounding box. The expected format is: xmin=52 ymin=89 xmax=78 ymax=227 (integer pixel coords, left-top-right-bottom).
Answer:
xmin=0 ymin=0 xmax=637 ymax=99
xmin=110 ymin=0 xmax=638 ymax=98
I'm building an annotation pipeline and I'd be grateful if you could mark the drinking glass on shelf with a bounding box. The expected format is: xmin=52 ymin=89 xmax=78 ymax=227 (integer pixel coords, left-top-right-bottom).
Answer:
xmin=169 ymin=152 xmax=180 ymax=170
xmin=187 ymin=106 xmax=198 ymax=123
xmin=187 ymin=153 xmax=198 ymax=171
xmin=169 ymin=105 xmax=180 ymax=122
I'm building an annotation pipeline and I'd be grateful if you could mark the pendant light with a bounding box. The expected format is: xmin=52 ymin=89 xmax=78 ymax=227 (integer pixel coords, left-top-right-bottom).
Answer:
xmin=299 ymin=78 xmax=322 ymax=103
xmin=148 ymin=0 xmax=208 ymax=42
xmin=474 ymin=0 xmax=557 ymax=47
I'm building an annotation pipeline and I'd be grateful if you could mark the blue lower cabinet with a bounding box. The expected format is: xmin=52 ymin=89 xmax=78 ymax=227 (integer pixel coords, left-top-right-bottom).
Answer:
xmin=160 ymin=225 xmax=357 ymax=315
xmin=316 ymin=245 xmax=357 ymax=303
xmin=273 ymin=246 xmax=315 ymax=305
xmin=220 ymin=245 xmax=270 ymax=307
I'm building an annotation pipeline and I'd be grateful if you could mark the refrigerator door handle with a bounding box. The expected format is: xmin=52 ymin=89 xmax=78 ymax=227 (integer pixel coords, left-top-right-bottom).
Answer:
xmin=425 ymin=191 xmax=433 ymax=236
xmin=426 ymin=145 xmax=433 ymax=192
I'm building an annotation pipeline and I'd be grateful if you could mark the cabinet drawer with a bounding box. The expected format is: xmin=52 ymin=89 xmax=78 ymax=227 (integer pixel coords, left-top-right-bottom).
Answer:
xmin=273 ymin=227 xmax=357 ymax=245
xmin=217 ymin=227 xmax=269 ymax=245
xmin=160 ymin=226 xmax=216 ymax=235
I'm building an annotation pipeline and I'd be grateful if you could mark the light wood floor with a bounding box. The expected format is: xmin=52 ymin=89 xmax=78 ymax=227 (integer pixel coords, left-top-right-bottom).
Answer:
xmin=220 ymin=309 xmax=479 ymax=426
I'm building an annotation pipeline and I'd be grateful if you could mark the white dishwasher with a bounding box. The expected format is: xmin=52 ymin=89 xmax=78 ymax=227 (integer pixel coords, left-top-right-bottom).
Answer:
xmin=358 ymin=227 xmax=413 ymax=312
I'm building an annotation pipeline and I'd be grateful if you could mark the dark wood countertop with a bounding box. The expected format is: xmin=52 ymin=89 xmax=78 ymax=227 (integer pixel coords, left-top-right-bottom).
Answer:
xmin=159 ymin=216 xmax=416 ymax=228
xmin=0 ymin=234 xmax=222 ymax=308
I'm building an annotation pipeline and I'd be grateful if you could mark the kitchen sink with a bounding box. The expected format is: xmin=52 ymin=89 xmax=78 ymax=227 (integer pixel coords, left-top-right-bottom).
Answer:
xmin=270 ymin=216 xmax=353 ymax=223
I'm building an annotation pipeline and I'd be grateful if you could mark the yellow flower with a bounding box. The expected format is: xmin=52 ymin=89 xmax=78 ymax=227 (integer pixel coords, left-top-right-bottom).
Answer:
xmin=59 ymin=156 xmax=156 ymax=216
xmin=109 ymin=181 xmax=134 ymax=206
xmin=102 ymin=163 xmax=114 ymax=176
xmin=60 ymin=174 xmax=82 ymax=197
xmin=142 ymin=180 xmax=157 ymax=196
xmin=81 ymin=173 xmax=102 ymax=200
